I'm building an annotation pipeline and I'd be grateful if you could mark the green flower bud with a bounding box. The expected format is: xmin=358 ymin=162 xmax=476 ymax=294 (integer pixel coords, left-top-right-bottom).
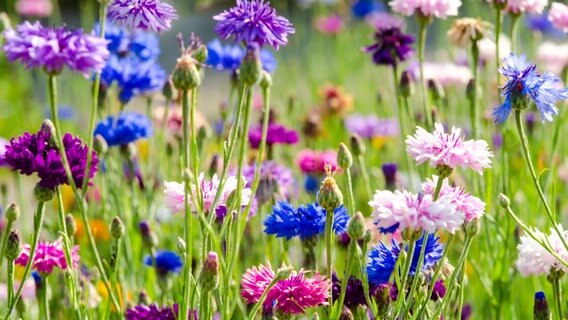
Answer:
xmin=172 ymin=55 xmax=201 ymax=91
xmin=435 ymin=165 xmax=453 ymax=179
xmin=317 ymin=166 xmax=343 ymax=213
xmin=65 ymin=214 xmax=77 ymax=237
xmin=463 ymin=218 xmax=480 ymax=237
xmin=347 ymin=212 xmax=366 ymax=240
xmin=350 ymin=134 xmax=366 ymax=156
xmin=428 ymin=79 xmax=445 ymax=102
xmin=110 ymin=216 xmax=125 ymax=239
xmin=162 ymin=78 xmax=174 ymax=101
xmin=93 ymin=134 xmax=108 ymax=156
xmin=34 ymin=184 xmax=54 ymax=202
xmin=275 ymin=265 xmax=293 ymax=281
xmin=373 ymin=284 xmax=390 ymax=319
xmin=5 ymin=229 xmax=22 ymax=261
xmin=120 ymin=143 xmax=137 ymax=161
xmin=41 ymin=119 xmax=58 ymax=147
xmin=400 ymin=70 xmax=414 ymax=98
xmin=238 ymin=45 xmax=262 ymax=85
xmin=498 ymin=193 xmax=511 ymax=208
xmin=0 ymin=183 xmax=7 ymax=197
xmin=363 ymin=230 xmax=373 ymax=244
xmin=201 ymin=251 xmax=220 ymax=292
xmin=260 ymin=71 xmax=272 ymax=89
xmin=193 ymin=44 xmax=208 ymax=65
xmin=177 ymin=237 xmax=186 ymax=256
xmin=5 ymin=203 xmax=20 ymax=222
xmin=337 ymin=143 xmax=353 ymax=169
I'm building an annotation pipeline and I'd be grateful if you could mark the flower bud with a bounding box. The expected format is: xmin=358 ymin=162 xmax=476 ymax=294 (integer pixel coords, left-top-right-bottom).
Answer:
xmin=463 ymin=218 xmax=480 ymax=237
xmin=317 ymin=166 xmax=343 ymax=213
xmin=428 ymin=79 xmax=445 ymax=102
xmin=400 ymin=70 xmax=414 ymax=98
xmin=534 ymin=291 xmax=551 ymax=320
xmin=350 ymin=134 xmax=366 ymax=156
xmin=177 ymin=237 xmax=186 ymax=255
xmin=339 ymin=306 xmax=354 ymax=320
xmin=120 ymin=143 xmax=137 ymax=161
xmin=337 ymin=143 xmax=353 ymax=169
xmin=183 ymin=168 xmax=194 ymax=184
xmin=498 ymin=193 xmax=510 ymax=208
xmin=139 ymin=221 xmax=157 ymax=248
xmin=40 ymin=119 xmax=57 ymax=146
xmin=5 ymin=229 xmax=22 ymax=261
xmin=111 ymin=216 xmax=125 ymax=239
xmin=65 ymin=214 xmax=77 ymax=237
xmin=208 ymin=154 xmax=219 ymax=178
xmin=466 ymin=78 xmax=476 ymax=102
xmin=0 ymin=183 xmax=7 ymax=197
xmin=238 ymin=44 xmax=262 ymax=85
xmin=257 ymin=175 xmax=277 ymax=206
xmin=193 ymin=44 xmax=208 ymax=65
xmin=172 ymin=54 xmax=201 ymax=91
xmin=94 ymin=134 xmax=108 ymax=156
xmin=138 ymin=290 xmax=151 ymax=306
xmin=162 ymin=78 xmax=174 ymax=101
xmin=381 ymin=163 xmax=397 ymax=191
xmin=435 ymin=164 xmax=453 ymax=179
xmin=201 ymin=252 xmax=220 ymax=292
xmin=373 ymin=284 xmax=390 ymax=318
xmin=302 ymin=113 xmax=323 ymax=139
xmin=34 ymin=184 xmax=54 ymax=202
xmin=347 ymin=212 xmax=366 ymax=240
xmin=275 ymin=265 xmax=293 ymax=281
xmin=363 ymin=230 xmax=373 ymax=244
xmin=260 ymin=71 xmax=272 ymax=89
xmin=5 ymin=203 xmax=20 ymax=222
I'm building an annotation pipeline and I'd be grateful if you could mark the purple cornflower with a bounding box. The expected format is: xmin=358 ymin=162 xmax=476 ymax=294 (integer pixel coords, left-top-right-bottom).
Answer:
xmin=248 ymin=123 xmax=299 ymax=149
xmin=331 ymin=274 xmax=367 ymax=309
xmin=4 ymin=129 xmax=98 ymax=190
xmin=242 ymin=161 xmax=295 ymax=203
xmin=363 ymin=26 xmax=415 ymax=67
xmin=344 ymin=114 xmax=399 ymax=138
xmin=3 ymin=21 xmax=109 ymax=76
xmin=214 ymin=0 xmax=295 ymax=50
xmin=126 ymin=304 xmax=196 ymax=320
xmin=0 ymin=138 xmax=8 ymax=167
xmin=493 ymin=53 xmax=568 ymax=123
xmin=107 ymin=0 xmax=178 ymax=33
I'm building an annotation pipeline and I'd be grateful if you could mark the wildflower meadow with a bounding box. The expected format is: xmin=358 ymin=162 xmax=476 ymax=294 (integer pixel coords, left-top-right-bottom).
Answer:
xmin=2 ymin=0 xmax=568 ymax=319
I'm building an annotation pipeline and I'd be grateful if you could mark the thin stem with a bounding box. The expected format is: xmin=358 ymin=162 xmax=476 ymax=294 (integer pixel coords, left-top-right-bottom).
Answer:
xmin=359 ymin=239 xmax=377 ymax=317
xmin=344 ymin=168 xmax=356 ymax=215
xmin=552 ymin=276 xmax=563 ymax=320
xmin=393 ymin=239 xmax=416 ymax=314
xmin=510 ymin=14 xmax=521 ymax=53
xmin=470 ymin=42 xmax=480 ymax=138
xmin=7 ymin=260 xmax=14 ymax=308
xmin=181 ymin=89 xmax=193 ymax=320
xmin=247 ymin=275 xmax=281 ymax=320
xmin=402 ymin=234 xmax=429 ymax=316
xmin=495 ymin=8 xmax=503 ymax=104
xmin=39 ymin=276 xmax=50 ymax=320
xmin=456 ymin=262 xmax=467 ymax=320
xmin=417 ymin=17 xmax=432 ymax=129
xmin=392 ymin=65 xmax=415 ymax=187
xmin=0 ymin=219 xmax=14 ymax=269
xmin=324 ymin=209 xmax=335 ymax=316
xmin=356 ymin=155 xmax=373 ymax=200
xmin=334 ymin=240 xmax=356 ymax=320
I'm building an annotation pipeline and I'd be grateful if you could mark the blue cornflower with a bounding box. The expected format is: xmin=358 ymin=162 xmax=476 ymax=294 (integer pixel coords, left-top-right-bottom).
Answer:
xmin=94 ymin=112 xmax=153 ymax=146
xmin=351 ymin=0 xmax=384 ymax=19
xmin=96 ymin=22 xmax=160 ymax=61
xmin=130 ymin=31 xmax=161 ymax=61
xmin=304 ymin=175 xmax=319 ymax=194
xmin=525 ymin=13 xmax=565 ymax=38
xmin=367 ymin=234 xmax=443 ymax=286
xmin=144 ymin=250 xmax=183 ymax=276
xmin=206 ymin=39 xmax=277 ymax=73
xmin=493 ymin=53 xmax=568 ymax=123
xmin=263 ymin=201 xmax=349 ymax=240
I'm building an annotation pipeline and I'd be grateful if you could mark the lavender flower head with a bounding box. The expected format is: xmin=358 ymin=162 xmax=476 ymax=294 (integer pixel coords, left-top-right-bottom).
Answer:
xmin=242 ymin=161 xmax=295 ymax=202
xmin=493 ymin=53 xmax=568 ymax=123
xmin=107 ymin=0 xmax=178 ymax=33
xmin=248 ymin=122 xmax=299 ymax=149
xmin=3 ymin=21 xmax=109 ymax=76
xmin=344 ymin=114 xmax=399 ymax=138
xmin=214 ymin=0 xmax=295 ymax=50
xmin=363 ymin=26 xmax=415 ymax=67
xmin=4 ymin=129 xmax=98 ymax=190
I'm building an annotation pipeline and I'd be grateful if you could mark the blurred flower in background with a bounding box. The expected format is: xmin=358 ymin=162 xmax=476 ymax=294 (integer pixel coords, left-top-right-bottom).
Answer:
xmin=15 ymin=0 xmax=52 ymax=18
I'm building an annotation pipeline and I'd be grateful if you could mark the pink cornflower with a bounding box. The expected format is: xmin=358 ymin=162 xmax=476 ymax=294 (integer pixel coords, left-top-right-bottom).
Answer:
xmin=422 ymin=62 xmax=472 ymax=86
xmin=505 ymin=0 xmax=548 ymax=14
xmin=422 ymin=176 xmax=486 ymax=222
xmin=369 ymin=189 xmax=464 ymax=234
xmin=163 ymin=173 xmax=252 ymax=214
xmin=241 ymin=262 xmax=276 ymax=303
xmin=406 ymin=123 xmax=493 ymax=175
xmin=389 ymin=0 xmax=462 ymax=19
xmin=314 ymin=15 xmax=343 ymax=34
xmin=516 ymin=225 xmax=568 ymax=276
xmin=15 ymin=239 xmax=79 ymax=275
xmin=296 ymin=149 xmax=339 ymax=174
xmin=15 ymin=0 xmax=52 ymax=18
xmin=549 ymin=2 xmax=568 ymax=33
xmin=537 ymin=42 xmax=568 ymax=74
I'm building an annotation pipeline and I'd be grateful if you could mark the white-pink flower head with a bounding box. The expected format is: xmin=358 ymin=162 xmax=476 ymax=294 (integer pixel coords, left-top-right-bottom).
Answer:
xmin=422 ymin=176 xmax=486 ymax=222
xmin=549 ymin=2 xmax=568 ymax=33
xmin=406 ymin=123 xmax=493 ymax=175
xmin=506 ymin=0 xmax=548 ymax=14
xmin=389 ymin=0 xmax=462 ymax=19
xmin=516 ymin=225 xmax=568 ymax=276
xmin=15 ymin=0 xmax=53 ymax=18
xmin=369 ymin=189 xmax=464 ymax=234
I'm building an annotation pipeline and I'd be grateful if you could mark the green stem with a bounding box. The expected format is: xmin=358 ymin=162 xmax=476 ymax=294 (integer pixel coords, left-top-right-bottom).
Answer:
xmin=324 ymin=209 xmax=335 ymax=316
xmin=510 ymin=14 xmax=521 ymax=53
xmin=7 ymin=260 xmax=14 ymax=308
xmin=247 ymin=275 xmax=281 ymax=320
xmin=0 ymin=219 xmax=14 ymax=268
xmin=393 ymin=239 xmax=416 ymax=315
xmin=359 ymin=239 xmax=377 ymax=317
xmin=495 ymin=8 xmax=503 ymax=104
xmin=402 ymin=234 xmax=429 ymax=316
xmin=5 ymin=201 xmax=45 ymax=318
xmin=470 ymin=42 xmax=480 ymax=139
xmin=181 ymin=89 xmax=193 ymax=320
xmin=344 ymin=168 xmax=356 ymax=215
xmin=514 ymin=110 xmax=568 ymax=251
xmin=334 ymin=240 xmax=356 ymax=320
xmin=39 ymin=276 xmax=50 ymax=320
xmin=356 ymin=155 xmax=373 ymax=201
xmin=392 ymin=65 xmax=415 ymax=187
xmin=456 ymin=262 xmax=467 ymax=320
xmin=417 ymin=16 xmax=432 ymax=129
xmin=552 ymin=276 xmax=563 ymax=320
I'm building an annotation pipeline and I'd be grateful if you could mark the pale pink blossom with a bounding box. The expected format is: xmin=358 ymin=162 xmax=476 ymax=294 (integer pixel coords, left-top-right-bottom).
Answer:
xmin=478 ymin=35 xmax=511 ymax=62
xmin=406 ymin=123 xmax=493 ymax=174
xmin=549 ymin=2 xmax=568 ymax=32
xmin=314 ymin=15 xmax=343 ymax=34
xmin=369 ymin=189 xmax=464 ymax=234
xmin=423 ymin=62 xmax=472 ymax=86
xmin=15 ymin=239 xmax=79 ymax=275
xmin=389 ymin=0 xmax=462 ymax=19
xmin=506 ymin=0 xmax=548 ymax=14
xmin=0 ymin=280 xmax=35 ymax=301
xmin=422 ymin=176 xmax=486 ymax=222
xmin=15 ymin=0 xmax=52 ymax=18
xmin=516 ymin=225 xmax=568 ymax=276
xmin=537 ymin=41 xmax=568 ymax=74
xmin=366 ymin=12 xmax=404 ymax=31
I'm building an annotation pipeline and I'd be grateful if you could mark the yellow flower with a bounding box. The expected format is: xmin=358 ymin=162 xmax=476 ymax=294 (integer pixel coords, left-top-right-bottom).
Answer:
xmin=52 ymin=184 xmax=75 ymax=211
xmin=96 ymin=281 xmax=132 ymax=312
xmin=137 ymin=139 xmax=149 ymax=162
xmin=76 ymin=219 xmax=111 ymax=242
xmin=371 ymin=136 xmax=389 ymax=149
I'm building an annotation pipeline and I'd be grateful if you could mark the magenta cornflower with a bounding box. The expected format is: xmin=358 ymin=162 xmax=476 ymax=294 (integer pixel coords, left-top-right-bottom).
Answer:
xmin=3 ymin=21 xmax=109 ymax=76
xmin=214 ymin=0 xmax=295 ymax=49
xmin=107 ymin=0 xmax=178 ymax=33
xmin=369 ymin=189 xmax=464 ymax=234
xmin=405 ymin=123 xmax=493 ymax=175
xmin=4 ymin=129 xmax=99 ymax=190
xmin=296 ymin=149 xmax=339 ymax=174
xmin=126 ymin=303 xmax=196 ymax=320
xmin=549 ymin=2 xmax=568 ymax=33
xmin=248 ymin=123 xmax=299 ymax=149
xmin=422 ymin=176 xmax=486 ymax=222
xmin=15 ymin=239 xmax=79 ymax=275
xmin=389 ymin=0 xmax=462 ymax=19
xmin=241 ymin=262 xmax=276 ymax=303
xmin=0 ymin=137 xmax=8 ymax=167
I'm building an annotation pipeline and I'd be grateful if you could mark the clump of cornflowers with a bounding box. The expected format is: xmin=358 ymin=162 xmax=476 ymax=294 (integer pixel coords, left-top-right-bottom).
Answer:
xmin=344 ymin=114 xmax=399 ymax=139
xmin=549 ymin=2 xmax=568 ymax=32
xmin=4 ymin=128 xmax=99 ymax=190
xmin=241 ymin=263 xmax=330 ymax=315
xmin=163 ymin=173 xmax=252 ymax=219
xmin=107 ymin=0 xmax=178 ymax=33
xmin=537 ymin=42 xmax=568 ymax=74
xmin=144 ymin=250 xmax=183 ymax=276
xmin=94 ymin=112 xmax=153 ymax=147
xmin=16 ymin=239 xmax=79 ymax=275
xmin=264 ymin=201 xmax=349 ymax=240
xmin=126 ymin=303 xmax=193 ymax=320
xmin=248 ymin=121 xmax=299 ymax=149
xmin=206 ymin=39 xmax=277 ymax=72
xmin=516 ymin=225 xmax=568 ymax=276
xmin=447 ymin=18 xmax=492 ymax=47
xmin=15 ymin=0 xmax=52 ymax=18
xmin=422 ymin=176 xmax=486 ymax=222
xmin=369 ymin=189 xmax=464 ymax=234
xmin=241 ymin=161 xmax=295 ymax=204
xmin=493 ymin=53 xmax=568 ymax=123
xmin=214 ymin=0 xmax=295 ymax=49
xmin=363 ymin=23 xmax=415 ymax=67
xmin=3 ymin=21 xmax=109 ymax=76
xmin=318 ymin=84 xmax=353 ymax=118
xmin=367 ymin=233 xmax=443 ymax=285
xmin=389 ymin=0 xmax=462 ymax=18
xmin=406 ymin=123 xmax=493 ymax=175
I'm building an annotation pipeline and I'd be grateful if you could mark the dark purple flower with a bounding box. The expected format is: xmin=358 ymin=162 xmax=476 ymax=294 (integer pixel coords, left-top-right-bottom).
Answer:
xmin=4 ymin=130 xmax=98 ymax=190
xmin=214 ymin=0 xmax=295 ymax=50
xmin=107 ymin=0 xmax=178 ymax=33
xmin=332 ymin=274 xmax=367 ymax=309
xmin=431 ymin=280 xmax=446 ymax=301
xmin=248 ymin=123 xmax=299 ymax=149
xmin=381 ymin=163 xmax=397 ymax=189
xmin=3 ymin=21 xmax=109 ymax=75
xmin=125 ymin=303 xmax=196 ymax=320
xmin=363 ymin=27 xmax=415 ymax=67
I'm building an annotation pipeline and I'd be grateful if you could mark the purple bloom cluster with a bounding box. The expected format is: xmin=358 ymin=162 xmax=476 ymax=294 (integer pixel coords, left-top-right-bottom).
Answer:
xmin=3 ymin=21 xmax=109 ymax=75
xmin=248 ymin=123 xmax=299 ymax=149
xmin=214 ymin=0 xmax=295 ymax=50
xmin=344 ymin=114 xmax=399 ymax=138
xmin=363 ymin=27 xmax=415 ymax=67
xmin=241 ymin=161 xmax=295 ymax=201
xmin=4 ymin=130 xmax=98 ymax=190
xmin=126 ymin=304 xmax=195 ymax=320
xmin=107 ymin=0 xmax=178 ymax=33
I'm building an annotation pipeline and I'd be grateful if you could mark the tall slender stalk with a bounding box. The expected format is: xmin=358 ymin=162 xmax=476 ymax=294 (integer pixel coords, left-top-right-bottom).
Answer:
xmin=333 ymin=240 xmax=356 ymax=320
xmin=6 ymin=260 xmax=15 ymax=309
xmin=0 ymin=218 xmax=14 ymax=268
xmin=495 ymin=8 xmax=503 ymax=105
xmin=324 ymin=209 xmax=335 ymax=315
xmin=552 ymin=276 xmax=564 ymax=320
xmin=38 ymin=276 xmax=51 ymax=320
xmin=417 ymin=16 xmax=432 ymax=129
xmin=470 ymin=42 xmax=480 ymax=138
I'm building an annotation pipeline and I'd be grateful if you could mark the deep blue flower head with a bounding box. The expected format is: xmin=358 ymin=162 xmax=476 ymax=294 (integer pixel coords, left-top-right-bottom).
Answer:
xmin=304 ymin=174 xmax=319 ymax=194
xmin=94 ymin=112 xmax=153 ymax=146
xmin=494 ymin=53 xmax=568 ymax=123
xmin=264 ymin=201 xmax=349 ymax=240
xmin=95 ymin=22 xmax=129 ymax=55
xmin=367 ymin=234 xmax=443 ymax=286
xmin=206 ymin=39 xmax=277 ymax=73
xmin=95 ymin=22 xmax=160 ymax=61
xmin=31 ymin=271 xmax=42 ymax=286
xmin=351 ymin=0 xmax=384 ymax=19
xmin=526 ymin=13 xmax=565 ymax=38
xmin=130 ymin=31 xmax=160 ymax=60
xmin=144 ymin=250 xmax=183 ymax=276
